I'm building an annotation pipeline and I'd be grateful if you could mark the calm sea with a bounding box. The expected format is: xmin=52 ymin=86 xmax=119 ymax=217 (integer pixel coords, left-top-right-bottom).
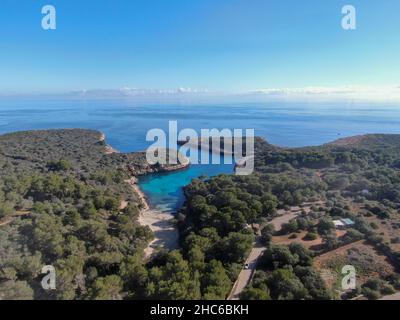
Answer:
xmin=1 ymin=99 xmax=400 ymax=212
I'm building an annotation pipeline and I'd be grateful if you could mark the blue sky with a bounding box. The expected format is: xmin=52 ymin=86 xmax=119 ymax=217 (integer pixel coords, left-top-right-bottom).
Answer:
xmin=0 ymin=0 xmax=399 ymax=98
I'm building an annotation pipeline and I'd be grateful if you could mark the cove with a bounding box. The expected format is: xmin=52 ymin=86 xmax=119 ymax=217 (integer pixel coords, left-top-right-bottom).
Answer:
xmin=138 ymin=153 xmax=235 ymax=213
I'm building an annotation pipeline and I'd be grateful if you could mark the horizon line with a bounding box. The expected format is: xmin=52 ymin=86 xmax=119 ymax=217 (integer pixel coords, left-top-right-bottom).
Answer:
xmin=0 ymin=85 xmax=400 ymax=103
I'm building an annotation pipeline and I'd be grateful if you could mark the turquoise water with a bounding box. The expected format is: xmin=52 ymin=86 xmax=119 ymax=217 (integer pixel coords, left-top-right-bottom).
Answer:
xmin=139 ymin=156 xmax=234 ymax=213
xmin=1 ymin=99 xmax=400 ymax=212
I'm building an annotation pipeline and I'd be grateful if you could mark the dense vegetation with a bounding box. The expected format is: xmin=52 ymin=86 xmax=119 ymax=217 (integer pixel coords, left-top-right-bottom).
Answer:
xmin=176 ymin=134 xmax=400 ymax=299
xmin=1 ymin=130 xmax=400 ymax=300
xmin=241 ymin=244 xmax=332 ymax=300
xmin=0 ymin=129 xmax=176 ymax=300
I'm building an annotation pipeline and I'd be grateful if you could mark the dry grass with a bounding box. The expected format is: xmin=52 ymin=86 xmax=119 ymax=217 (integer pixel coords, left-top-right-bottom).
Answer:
xmin=272 ymin=230 xmax=347 ymax=250
xmin=314 ymin=241 xmax=396 ymax=289
xmin=346 ymin=200 xmax=400 ymax=252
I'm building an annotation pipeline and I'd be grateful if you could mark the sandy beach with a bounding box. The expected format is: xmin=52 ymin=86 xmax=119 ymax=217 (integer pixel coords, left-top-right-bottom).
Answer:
xmin=101 ymin=131 xmax=185 ymax=258
xmin=125 ymin=177 xmax=179 ymax=258
xmin=138 ymin=209 xmax=179 ymax=258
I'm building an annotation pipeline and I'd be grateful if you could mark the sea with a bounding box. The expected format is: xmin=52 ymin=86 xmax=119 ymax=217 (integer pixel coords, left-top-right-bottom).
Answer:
xmin=1 ymin=98 xmax=400 ymax=213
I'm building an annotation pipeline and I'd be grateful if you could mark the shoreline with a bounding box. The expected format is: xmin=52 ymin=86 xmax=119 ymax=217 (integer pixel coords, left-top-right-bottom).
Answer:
xmin=125 ymin=177 xmax=150 ymax=211
xmin=99 ymin=132 xmax=120 ymax=154
xmin=125 ymin=176 xmax=179 ymax=258
xmin=100 ymin=133 xmax=189 ymax=258
xmin=99 ymin=132 xmax=186 ymax=258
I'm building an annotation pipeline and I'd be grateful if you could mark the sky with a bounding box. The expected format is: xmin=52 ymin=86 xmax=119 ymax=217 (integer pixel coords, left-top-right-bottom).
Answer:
xmin=0 ymin=0 xmax=400 ymax=100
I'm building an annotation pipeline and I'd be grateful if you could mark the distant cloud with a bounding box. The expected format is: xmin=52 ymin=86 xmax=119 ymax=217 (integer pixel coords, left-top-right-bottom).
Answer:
xmin=251 ymin=88 xmax=289 ymax=96
xmin=68 ymin=87 xmax=210 ymax=98
xmin=251 ymin=86 xmax=356 ymax=96
xmin=249 ymin=85 xmax=400 ymax=101
xmin=9 ymin=85 xmax=399 ymax=103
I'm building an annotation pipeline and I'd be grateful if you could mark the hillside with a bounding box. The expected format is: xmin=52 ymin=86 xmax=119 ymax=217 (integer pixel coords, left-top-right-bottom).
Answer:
xmin=179 ymin=132 xmax=400 ymax=300
xmin=0 ymin=129 xmax=187 ymax=300
xmin=1 ymin=129 xmax=400 ymax=300
xmin=327 ymin=134 xmax=400 ymax=149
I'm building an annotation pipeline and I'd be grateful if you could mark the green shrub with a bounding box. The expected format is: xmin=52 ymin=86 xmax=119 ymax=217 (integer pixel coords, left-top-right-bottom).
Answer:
xmin=304 ymin=232 xmax=318 ymax=241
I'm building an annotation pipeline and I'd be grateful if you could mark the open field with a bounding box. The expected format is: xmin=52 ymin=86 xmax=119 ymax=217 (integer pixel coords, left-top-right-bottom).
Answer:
xmin=272 ymin=230 xmax=347 ymax=250
xmin=352 ymin=201 xmax=400 ymax=252
xmin=272 ymin=201 xmax=325 ymax=231
xmin=314 ymin=241 xmax=397 ymax=289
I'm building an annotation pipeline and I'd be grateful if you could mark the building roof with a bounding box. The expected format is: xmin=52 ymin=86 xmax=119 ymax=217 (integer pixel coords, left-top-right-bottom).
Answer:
xmin=341 ymin=218 xmax=355 ymax=225
xmin=333 ymin=220 xmax=345 ymax=227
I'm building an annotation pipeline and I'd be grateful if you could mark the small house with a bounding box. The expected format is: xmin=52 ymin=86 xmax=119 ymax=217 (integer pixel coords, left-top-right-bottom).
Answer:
xmin=333 ymin=218 xmax=355 ymax=229
xmin=333 ymin=220 xmax=346 ymax=230
xmin=341 ymin=218 xmax=355 ymax=227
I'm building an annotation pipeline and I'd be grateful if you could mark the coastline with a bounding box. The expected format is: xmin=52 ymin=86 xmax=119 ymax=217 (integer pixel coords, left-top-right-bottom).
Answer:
xmin=100 ymin=131 xmax=188 ymax=258
xmin=99 ymin=132 xmax=120 ymax=154
xmin=125 ymin=177 xmax=150 ymax=211
xmin=125 ymin=176 xmax=179 ymax=258
xmin=130 ymin=159 xmax=190 ymax=257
